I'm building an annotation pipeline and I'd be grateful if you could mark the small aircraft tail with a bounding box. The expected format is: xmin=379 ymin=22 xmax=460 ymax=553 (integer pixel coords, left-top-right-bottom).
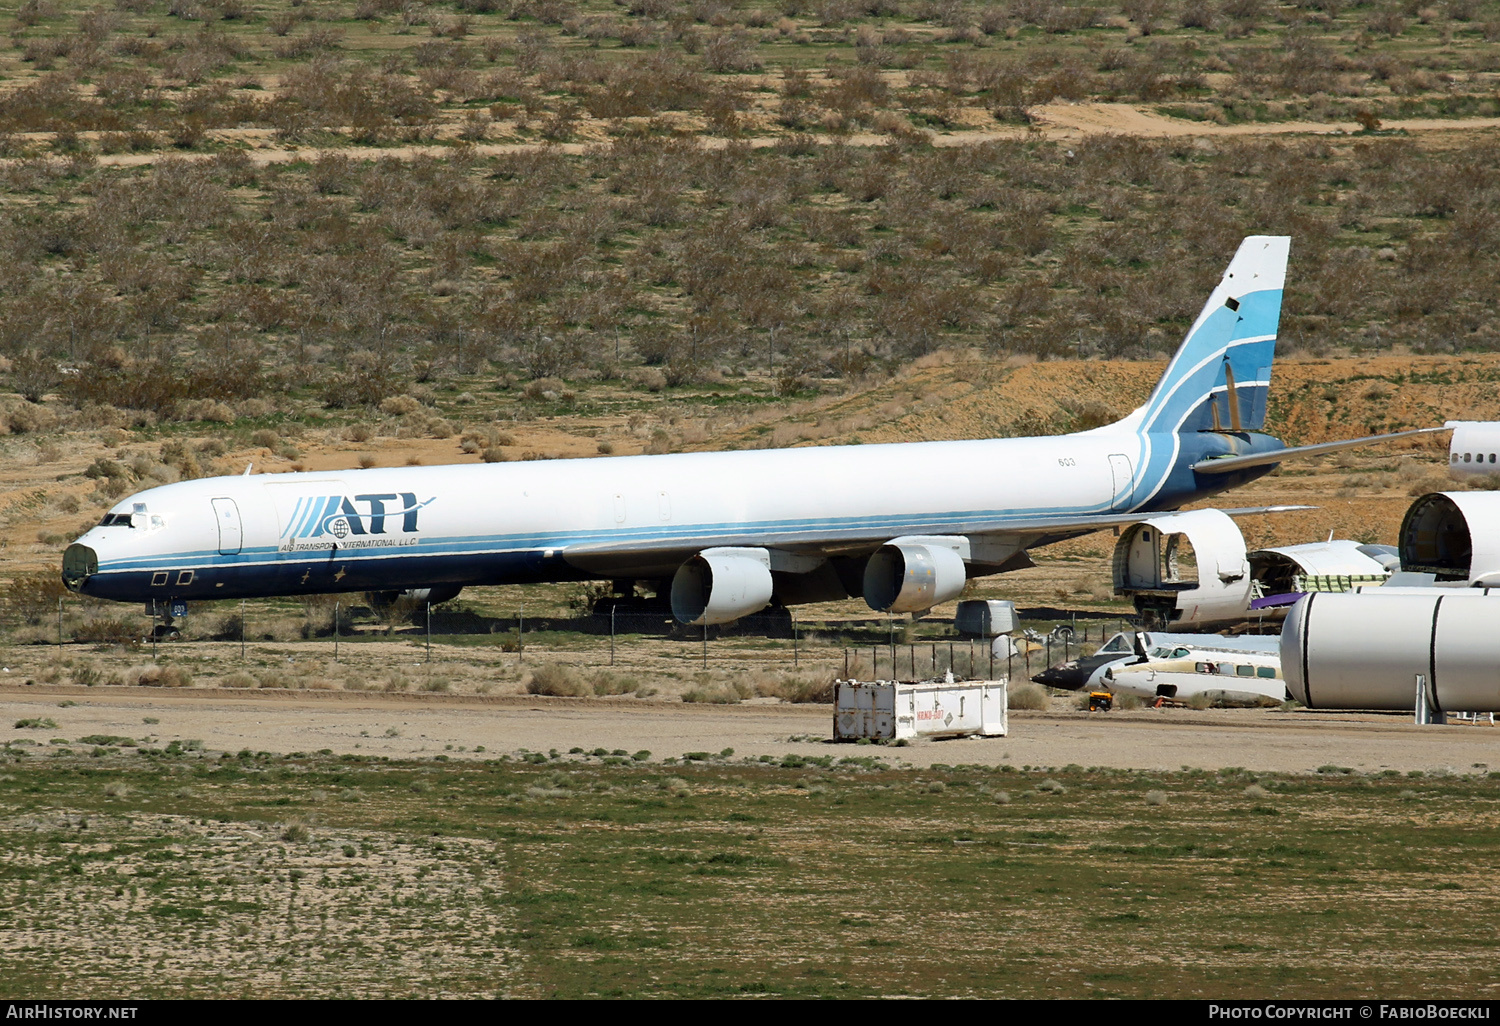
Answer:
xmin=1132 ymin=236 xmax=1290 ymax=438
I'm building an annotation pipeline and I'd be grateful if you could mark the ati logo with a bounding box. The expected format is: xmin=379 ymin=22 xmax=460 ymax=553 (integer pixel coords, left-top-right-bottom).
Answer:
xmin=282 ymin=493 xmax=434 ymax=541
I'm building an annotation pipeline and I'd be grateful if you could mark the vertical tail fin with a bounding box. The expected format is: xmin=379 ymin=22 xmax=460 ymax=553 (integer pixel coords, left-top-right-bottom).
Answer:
xmin=1134 ymin=236 xmax=1290 ymax=437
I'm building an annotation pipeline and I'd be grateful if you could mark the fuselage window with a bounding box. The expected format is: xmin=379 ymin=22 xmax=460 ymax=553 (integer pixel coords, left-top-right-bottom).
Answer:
xmin=1236 ymin=665 xmax=1255 ymax=676
xmin=1256 ymin=666 xmax=1277 ymax=679
xmin=1452 ymin=453 xmax=1460 ymax=463
xmin=1465 ymin=453 xmax=1473 ymax=463
xmin=176 ymin=570 xmax=194 ymax=586
xmin=151 ymin=572 xmax=168 ymax=586
xmin=99 ymin=513 xmax=134 ymax=527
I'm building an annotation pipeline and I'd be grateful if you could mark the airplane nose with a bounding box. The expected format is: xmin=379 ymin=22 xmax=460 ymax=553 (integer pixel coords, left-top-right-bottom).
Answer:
xmin=1031 ymin=661 xmax=1089 ymax=691
xmin=62 ymin=544 xmax=97 ymax=593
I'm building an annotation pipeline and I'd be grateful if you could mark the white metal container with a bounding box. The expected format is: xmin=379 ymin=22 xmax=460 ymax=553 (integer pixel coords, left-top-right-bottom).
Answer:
xmin=834 ymin=678 xmax=1008 ymax=741
xmin=1282 ymin=591 xmax=1500 ymax=712
xmin=954 ymin=600 xmax=1017 ymax=637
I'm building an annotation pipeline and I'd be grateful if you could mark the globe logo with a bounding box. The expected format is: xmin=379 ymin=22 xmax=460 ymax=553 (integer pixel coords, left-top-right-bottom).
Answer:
xmin=330 ymin=518 xmax=350 ymax=539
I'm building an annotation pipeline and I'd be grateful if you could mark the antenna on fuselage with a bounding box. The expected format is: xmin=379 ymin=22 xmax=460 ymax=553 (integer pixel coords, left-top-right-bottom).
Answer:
xmin=243 ymin=463 xmax=253 ymax=476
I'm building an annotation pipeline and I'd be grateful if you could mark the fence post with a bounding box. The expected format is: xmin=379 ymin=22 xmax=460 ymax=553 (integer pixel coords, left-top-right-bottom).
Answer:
xmin=426 ymin=602 xmax=431 ymax=663
xmin=241 ymin=598 xmax=246 ymax=661
xmin=518 ymin=605 xmax=524 ymax=663
xmin=334 ymin=601 xmax=340 ymax=663
xmin=610 ymin=604 xmax=616 ymax=666
xmin=888 ymin=613 xmax=895 ymax=675
xmin=792 ymin=610 xmax=798 ymax=669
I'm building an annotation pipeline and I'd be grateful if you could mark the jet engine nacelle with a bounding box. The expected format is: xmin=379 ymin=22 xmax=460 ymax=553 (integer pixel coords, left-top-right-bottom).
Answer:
xmin=370 ymin=585 xmax=463 ymax=609
xmin=1400 ymin=491 xmax=1500 ymax=585
xmin=671 ymin=547 xmax=775 ymax=625
xmin=863 ymin=536 xmax=968 ymax=614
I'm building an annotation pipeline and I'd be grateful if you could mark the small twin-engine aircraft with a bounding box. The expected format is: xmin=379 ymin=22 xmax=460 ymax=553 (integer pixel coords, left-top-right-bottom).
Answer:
xmin=1031 ymin=630 xmax=1281 ymax=693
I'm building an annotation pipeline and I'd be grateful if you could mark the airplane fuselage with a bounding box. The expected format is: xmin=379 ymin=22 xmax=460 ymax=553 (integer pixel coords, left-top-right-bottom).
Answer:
xmin=63 ymin=425 xmax=1281 ymax=607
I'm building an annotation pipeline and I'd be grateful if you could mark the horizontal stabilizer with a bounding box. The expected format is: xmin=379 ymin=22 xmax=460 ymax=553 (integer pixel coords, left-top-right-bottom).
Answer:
xmin=1191 ymin=427 xmax=1449 ymax=475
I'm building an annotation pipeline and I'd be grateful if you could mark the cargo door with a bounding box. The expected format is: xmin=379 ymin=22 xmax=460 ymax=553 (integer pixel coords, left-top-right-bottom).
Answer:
xmin=212 ymin=498 xmax=243 ymax=555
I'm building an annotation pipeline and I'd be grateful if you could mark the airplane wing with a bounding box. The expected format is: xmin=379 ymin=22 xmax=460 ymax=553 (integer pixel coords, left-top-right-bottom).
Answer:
xmin=561 ymin=504 xmax=1313 ymax=573
xmin=1191 ymin=427 xmax=1449 ymax=474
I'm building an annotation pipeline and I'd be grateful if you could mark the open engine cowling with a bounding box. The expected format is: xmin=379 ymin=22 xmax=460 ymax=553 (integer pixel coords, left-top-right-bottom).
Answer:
xmin=671 ymin=547 xmax=775 ymax=625
xmin=863 ymin=537 xmax=968 ymax=614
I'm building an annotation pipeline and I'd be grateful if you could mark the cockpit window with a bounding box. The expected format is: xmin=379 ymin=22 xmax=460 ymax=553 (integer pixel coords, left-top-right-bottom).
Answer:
xmin=99 ymin=513 xmax=134 ymax=527
xmin=1099 ymin=635 xmax=1132 ymax=654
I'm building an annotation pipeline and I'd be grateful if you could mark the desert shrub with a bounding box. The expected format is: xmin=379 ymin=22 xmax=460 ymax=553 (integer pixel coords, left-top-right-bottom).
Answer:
xmin=593 ymin=671 xmax=656 ymax=697
xmin=72 ymin=617 xmax=137 ymax=644
xmin=1009 ymin=683 xmax=1048 ymax=710
xmin=3 ymin=402 xmax=60 ymax=434
xmin=527 ymin=662 xmax=592 ymax=697
xmin=133 ymin=663 xmax=193 ymax=687
xmin=2 ymin=572 xmax=69 ymax=626
xmin=221 ymin=671 xmax=257 ymax=688
xmin=681 ymin=684 xmax=742 ymax=704
xmin=754 ymin=673 xmax=836 ymax=703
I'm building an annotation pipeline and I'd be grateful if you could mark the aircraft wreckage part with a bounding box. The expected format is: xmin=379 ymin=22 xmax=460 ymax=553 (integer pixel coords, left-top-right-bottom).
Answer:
xmin=1399 ymin=491 xmax=1500 ymax=585
xmin=1282 ymin=591 xmax=1500 ymax=711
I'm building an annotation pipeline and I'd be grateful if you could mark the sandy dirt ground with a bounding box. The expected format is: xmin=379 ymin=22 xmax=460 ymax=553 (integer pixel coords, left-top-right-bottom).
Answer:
xmin=17 ymin=102 xmax=1500 ymax=170
xmin=6 ymin=685 xmax=1497 ymax=775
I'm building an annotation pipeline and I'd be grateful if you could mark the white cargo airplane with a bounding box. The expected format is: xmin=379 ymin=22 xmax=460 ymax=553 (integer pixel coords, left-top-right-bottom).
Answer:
xmin=60 ymin=236 xmax=1440 ymax=625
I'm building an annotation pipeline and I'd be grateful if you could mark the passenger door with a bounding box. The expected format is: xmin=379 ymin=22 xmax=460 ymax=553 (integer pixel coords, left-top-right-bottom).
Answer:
xmin=212 ymin=498 xmax=243 ymax=555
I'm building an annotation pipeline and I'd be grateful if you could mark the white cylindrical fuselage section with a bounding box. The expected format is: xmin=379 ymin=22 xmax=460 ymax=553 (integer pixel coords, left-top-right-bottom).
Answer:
xmin=1448 ymin=422 xmax=1500 ymax=478
xmin=1282 ymin=591 xmax=1500 ymax=711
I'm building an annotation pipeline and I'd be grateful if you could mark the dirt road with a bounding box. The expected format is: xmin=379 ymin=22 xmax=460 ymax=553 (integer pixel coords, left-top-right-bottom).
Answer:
xmin=5 ymin=685 xmax=1494 ymax=775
